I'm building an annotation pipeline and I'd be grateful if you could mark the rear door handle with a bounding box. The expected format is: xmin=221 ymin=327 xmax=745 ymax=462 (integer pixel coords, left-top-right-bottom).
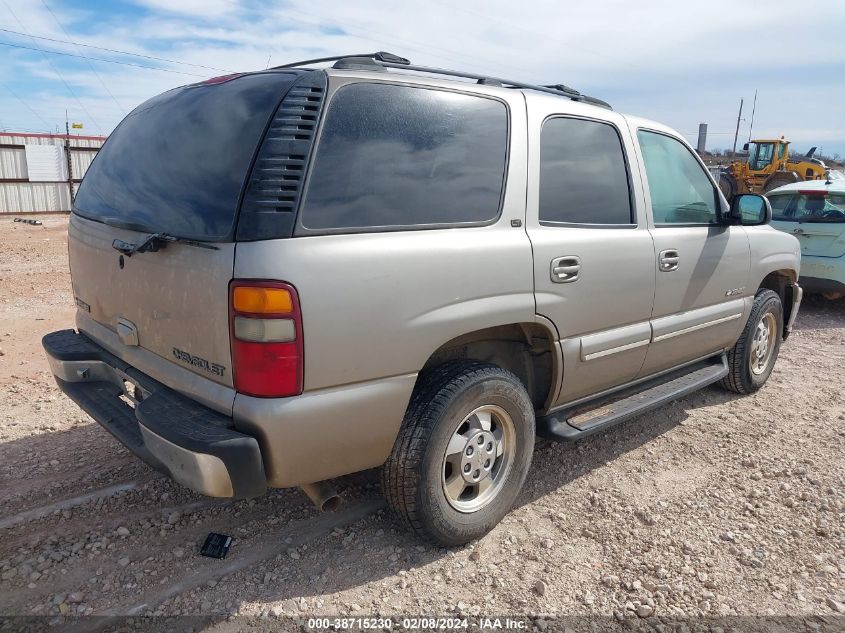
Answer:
xmin=551 ymin=256 xmax=581 ymax=283
xmin=658 ymin=249 xmax=679 ymax=272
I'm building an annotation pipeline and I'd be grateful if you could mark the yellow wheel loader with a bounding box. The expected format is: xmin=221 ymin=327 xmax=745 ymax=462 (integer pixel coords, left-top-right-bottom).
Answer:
xmin=719 ymin=137 xmax=828 ymax=201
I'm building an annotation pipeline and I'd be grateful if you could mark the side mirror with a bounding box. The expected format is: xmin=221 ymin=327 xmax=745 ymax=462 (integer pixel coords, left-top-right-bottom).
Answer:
xmin=730 ymin=193 xmax=771 ymax=226
xmin=742 ymin=142 xmax=750 ymax=151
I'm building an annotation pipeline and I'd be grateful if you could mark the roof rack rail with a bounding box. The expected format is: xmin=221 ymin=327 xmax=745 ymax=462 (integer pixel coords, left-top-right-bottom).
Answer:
xmin=272 ymin=51 xmax=410 ymax=69
xmin=273 ymin=52 xmax=611 ymax=109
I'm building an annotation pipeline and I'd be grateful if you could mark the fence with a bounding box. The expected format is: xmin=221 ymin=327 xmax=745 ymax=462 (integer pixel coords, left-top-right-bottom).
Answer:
xmin=707 ymin=166 xmax=725 ymax=181
xmin=0 ymin=132 xmax=105 ymax=214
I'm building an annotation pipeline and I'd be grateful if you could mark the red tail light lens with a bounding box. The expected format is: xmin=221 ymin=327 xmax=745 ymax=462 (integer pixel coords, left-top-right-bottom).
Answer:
xmin=229 ymin=280 xmax=303 ymax=397
xmin=201 ymin=73 xmax=244 ymax=85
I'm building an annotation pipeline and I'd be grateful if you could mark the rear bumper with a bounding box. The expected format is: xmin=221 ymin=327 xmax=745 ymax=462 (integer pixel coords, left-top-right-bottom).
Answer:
xmin=42 ymin=329 xmax=266 ymax=499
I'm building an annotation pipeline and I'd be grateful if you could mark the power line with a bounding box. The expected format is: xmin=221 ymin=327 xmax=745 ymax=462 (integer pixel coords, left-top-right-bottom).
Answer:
xmin=0 ymin=125 xmax=61 ymax=134
xmin=1 ymin=0 xmax=104 ymax=134
xmin=279 ymin=8 xmax=531 ymax=77
xmin=0 ymin=27 xmax=233 ymax=72
xmin=2 ymin=82 xmax=51 ymax=129
xmin=40 ymin=0 xmax=126 ymax=114
xmin=0 ymin=40 xmax=208 ymax=77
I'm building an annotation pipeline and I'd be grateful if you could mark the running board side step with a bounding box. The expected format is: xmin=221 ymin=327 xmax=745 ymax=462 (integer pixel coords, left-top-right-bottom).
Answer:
xmin=537 ymin=354 xmax=728 ymax=442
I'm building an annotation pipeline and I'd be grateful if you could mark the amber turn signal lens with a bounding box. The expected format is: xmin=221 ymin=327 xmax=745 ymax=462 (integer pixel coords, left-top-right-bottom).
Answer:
xmin=232 ymin=286 xmax=293 ymax=314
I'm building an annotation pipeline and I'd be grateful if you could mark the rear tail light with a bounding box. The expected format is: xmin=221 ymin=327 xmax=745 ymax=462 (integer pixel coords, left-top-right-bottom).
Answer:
xmin=229 ymin=281 xmax=303 ymax=397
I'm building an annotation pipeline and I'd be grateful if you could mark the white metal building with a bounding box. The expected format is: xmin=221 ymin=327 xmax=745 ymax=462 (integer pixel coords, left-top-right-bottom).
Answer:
xmin=0 ymin=132 xmax=106 ymax=214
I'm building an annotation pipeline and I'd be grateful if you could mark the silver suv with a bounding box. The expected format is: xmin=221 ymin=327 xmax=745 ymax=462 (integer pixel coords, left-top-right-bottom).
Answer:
xmin=44 ymin=53 xmax=802 ymax=546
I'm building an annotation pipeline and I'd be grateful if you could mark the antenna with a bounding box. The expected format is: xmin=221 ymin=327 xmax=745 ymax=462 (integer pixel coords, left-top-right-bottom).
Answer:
xmin=747 ymin=90 xmax=757 ymax=143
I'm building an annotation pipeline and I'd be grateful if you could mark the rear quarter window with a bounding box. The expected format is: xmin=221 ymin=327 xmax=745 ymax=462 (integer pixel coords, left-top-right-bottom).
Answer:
xmin=298 ymin=83 xmax=509 ymax=232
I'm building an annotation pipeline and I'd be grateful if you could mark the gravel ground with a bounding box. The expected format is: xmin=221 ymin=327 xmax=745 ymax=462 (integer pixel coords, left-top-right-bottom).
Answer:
xmin=0 ymin=216 xmax=843 ymax=630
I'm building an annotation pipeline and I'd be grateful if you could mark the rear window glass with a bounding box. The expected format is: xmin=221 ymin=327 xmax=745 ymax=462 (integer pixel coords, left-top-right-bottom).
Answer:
xmin=73 ymin=72 xmax=298 ymax=241
xmin=299 ymin=83 xmax=508 ymax=231
xmin=770 ymin=192 xmax=845 ymax=222
xmin=539 ymin=117 xmax=633 ymax=224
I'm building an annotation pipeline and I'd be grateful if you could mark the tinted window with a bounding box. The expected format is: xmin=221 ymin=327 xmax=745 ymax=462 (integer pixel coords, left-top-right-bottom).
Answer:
xmin=300 ymin=83 xmax=508 ymax=231
xmin=74 ymin=72 xmax=298 ymax=240
xmin=769 ymin=194 xmax=793 ymax=220
xmin=539 ymin=118 xmax=633 ymax=224
xmin=770 ymin=192 xmax=845 ymax=222
xmin=637 ymin=130 xmax=719 ymax=225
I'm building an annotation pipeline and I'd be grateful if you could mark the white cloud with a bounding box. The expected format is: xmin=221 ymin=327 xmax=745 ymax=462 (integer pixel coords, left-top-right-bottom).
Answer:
xmin=130 ymin=0 xmax=239 ymax=19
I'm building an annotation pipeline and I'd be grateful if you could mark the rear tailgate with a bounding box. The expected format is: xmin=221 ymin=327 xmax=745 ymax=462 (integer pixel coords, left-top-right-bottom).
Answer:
xmin=69 ymin=71 xmax=304 ymax=400
xmin=69 ymin=215 xmax=235 ymax=387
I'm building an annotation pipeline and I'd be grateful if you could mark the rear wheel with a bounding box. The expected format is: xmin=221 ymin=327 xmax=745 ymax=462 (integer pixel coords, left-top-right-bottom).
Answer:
xmin=382 ymin=361 xmax=535 ymax=546
xmin=720 ymin=289 xmax=783 ymax=394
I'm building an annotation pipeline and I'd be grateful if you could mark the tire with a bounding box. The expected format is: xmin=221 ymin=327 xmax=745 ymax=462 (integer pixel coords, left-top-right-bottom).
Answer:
xmin=763 ymin=171 xmax=801 ymax=193
xmin=382 ymin=361 xmax=535 ymax=546
xmin=720 ymin=289 xmax=783 ymax=394
xmin=719 ymin=172 xmax=737 ymax=202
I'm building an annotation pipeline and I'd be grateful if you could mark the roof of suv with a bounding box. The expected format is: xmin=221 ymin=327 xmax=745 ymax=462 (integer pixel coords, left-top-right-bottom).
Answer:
xmin=269 ymin=51 xmax=613 ymax=110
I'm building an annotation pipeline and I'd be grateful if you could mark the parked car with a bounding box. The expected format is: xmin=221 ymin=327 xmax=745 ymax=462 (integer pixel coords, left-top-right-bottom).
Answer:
xmin=43 ymin=53 xmax=802 ymax=546
xmin=767 ymin=179 xmax=845 ymax=299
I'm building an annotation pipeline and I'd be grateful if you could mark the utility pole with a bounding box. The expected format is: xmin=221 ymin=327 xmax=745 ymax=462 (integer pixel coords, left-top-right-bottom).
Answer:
xmin=731 ymin=98 xmax=744 ymax=159
xmin=64 ymin=110 xmax=74 ymax=208
xmin=747 ymin=90 xmax=757 ymax=143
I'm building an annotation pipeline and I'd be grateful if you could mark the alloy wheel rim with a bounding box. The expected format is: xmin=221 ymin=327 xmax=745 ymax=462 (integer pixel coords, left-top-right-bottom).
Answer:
xmin=750 ymin=312 xmax=777 ymax=375
xmin=441 ymin=404 xmax=515 ymax=513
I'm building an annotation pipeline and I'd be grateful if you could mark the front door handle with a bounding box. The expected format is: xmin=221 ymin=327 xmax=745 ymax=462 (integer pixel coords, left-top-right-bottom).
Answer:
xmin=551 ymin=256 xmax=581 ymax=283
xmin=658 ymin=249 xmax=680 ymax=272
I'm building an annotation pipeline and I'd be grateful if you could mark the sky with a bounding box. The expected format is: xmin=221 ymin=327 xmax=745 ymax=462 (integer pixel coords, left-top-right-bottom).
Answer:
xmin=1 ymin=0 xmax=844 ymax=156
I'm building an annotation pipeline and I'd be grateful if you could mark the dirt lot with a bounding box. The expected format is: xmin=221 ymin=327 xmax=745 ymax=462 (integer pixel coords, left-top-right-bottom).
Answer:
xmin=0 ymin=216 xmax=843 ymax=630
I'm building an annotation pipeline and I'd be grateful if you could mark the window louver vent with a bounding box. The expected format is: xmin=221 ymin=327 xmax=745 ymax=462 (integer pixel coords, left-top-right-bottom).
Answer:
xmin=237 ymin=71 xmax=327 ymax=240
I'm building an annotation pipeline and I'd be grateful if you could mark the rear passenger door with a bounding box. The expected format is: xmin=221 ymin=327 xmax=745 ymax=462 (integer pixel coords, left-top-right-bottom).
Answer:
xmin=633 ymin=128 xmax=750 ymax=376
xmin=526 ymin=107 xmax=656 ymax=405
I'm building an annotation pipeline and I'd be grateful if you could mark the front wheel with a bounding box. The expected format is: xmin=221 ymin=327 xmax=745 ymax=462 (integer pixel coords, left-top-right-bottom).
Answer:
xmin=382 ymin=361 xmax=535 ymax=546
xmin=720 ymin=289 xmax=783 ymax=394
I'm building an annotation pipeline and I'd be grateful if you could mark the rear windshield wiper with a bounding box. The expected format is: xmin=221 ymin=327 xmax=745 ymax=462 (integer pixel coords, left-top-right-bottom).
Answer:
xmin=112 ymin=232 xmax=219 ymax=257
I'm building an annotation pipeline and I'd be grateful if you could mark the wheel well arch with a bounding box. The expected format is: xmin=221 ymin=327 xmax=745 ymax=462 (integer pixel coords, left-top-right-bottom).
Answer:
xmin=420 ymin=323 xmax=560 ymax=412
xmin=758 ymin=269 xmax=798 ymax=336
